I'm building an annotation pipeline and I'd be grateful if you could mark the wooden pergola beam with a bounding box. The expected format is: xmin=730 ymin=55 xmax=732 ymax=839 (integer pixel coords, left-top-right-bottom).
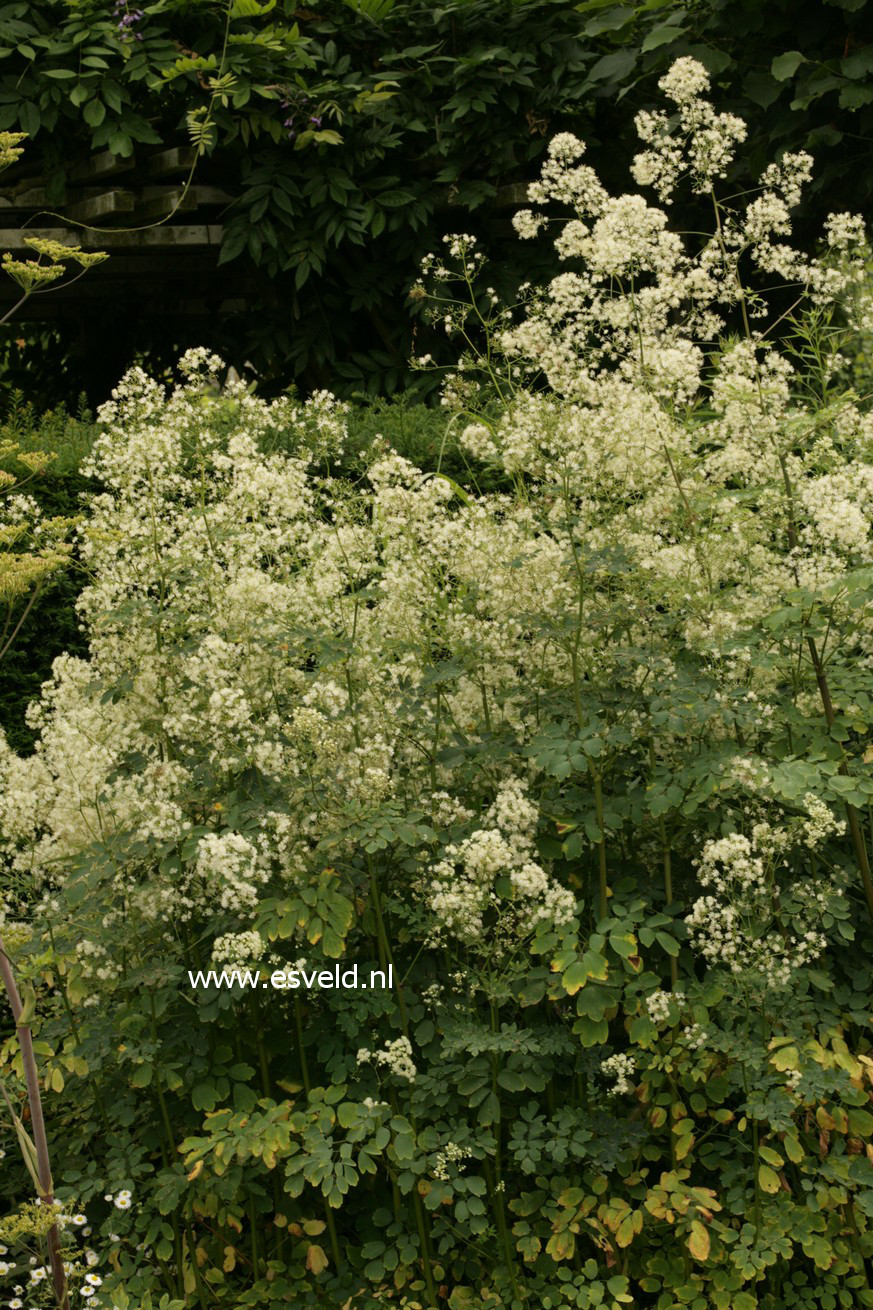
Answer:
xmin=68 ymin=150 xmax=137 ymax=183
xmin=66 ymin=190 xmax=136 ymax=223
xmin=0 ymin=225 xmax=225 ymax=250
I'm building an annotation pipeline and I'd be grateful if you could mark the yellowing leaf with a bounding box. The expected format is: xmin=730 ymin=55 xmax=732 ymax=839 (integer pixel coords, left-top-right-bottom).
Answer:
xmin=758 ymin=1165 xmax=781 ymax=1194
xmin=769 ymin=1044 xmax=799 ymax=1072
xmin=674 ymin=1134 xmax=694 ymax=1161
xmin=545 ymin=1229 xmax=576 ymax=1261
xmin=561 ymin=960 xmax=589 ymax=995
xmin=816 ymin=1106 xmax=836 ymax=1132
xmin=616 ymin=1212 xmax=640 ymax=1247
xmin=687 ymin=1219 xmax=710 ymax=1262
xmin=306 ymin=1242 xmax=329 ymax=1274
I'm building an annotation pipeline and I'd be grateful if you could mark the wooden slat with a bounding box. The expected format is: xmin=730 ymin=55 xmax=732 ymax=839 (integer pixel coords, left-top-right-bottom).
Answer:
xmin=139 ymin=184 xmax=235 ymax=207
xmin=144 ymin=147 xmax=197 ymax=179
xmin=1 ymin=184 xmax=235 ymax=215
xmin=66 ymin=190 xmax=136 ymax=223
xmin=0 ymin=225 xmax=224 ymax=249
xmin=133 ymin=189 xmax=197 ymax=222
xmin=183 ymin=185 xmax=235 ymax=206
xmin=68 ymin=151 xmax=136 ymax=183
xmin=0 ymin=186 xmax=51 ymax=209
xmin=493 ymin=182 xmax=529 ymax=209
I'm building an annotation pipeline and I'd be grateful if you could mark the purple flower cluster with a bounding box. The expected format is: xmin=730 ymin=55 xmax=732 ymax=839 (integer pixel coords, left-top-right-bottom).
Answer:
xmin=113 ymin=0 xmax=143 ymax=43
xmin=280 ymin=95 xmax=322 ymax=140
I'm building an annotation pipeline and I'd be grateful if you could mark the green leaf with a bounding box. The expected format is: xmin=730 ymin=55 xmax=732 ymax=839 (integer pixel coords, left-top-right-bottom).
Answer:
xmin=586 ymin=49 xmax=636 ymax=85
xmin=654 ymin=931 xmax=679 ymax=957
xmin=629 ymin=1014 xmax=657 ymax=1045
xmin=848 ymin=1108 xmax=873 ymax=1136
xmin=581 ymin=948 xmax=609 ymax=981
xmin=572 ymin=1015 xmax=609 ymax=1047
xmin=744 ymin=70 xmax=780 ymax=109
xmin=21 ymin=101 xmax=40 ymax=136
xmin=840 ymin=84 xmax=873 ymax=109
xmin=497 ymin=1068 xmax=525 ymax=1093
xmin=771 ymin=51 xmax=806 ymax=81
xmin=641 ymin=20 xmax=685 ymax=52
xmin=841 ymin=48 xmax=873 ymax=78
xmin=191 ymin=1082 xmax=220 ymax=1110
xmin=230 ymin=0 xmax=277 ymax=15
xmin=608 ymin=932 xmax=637 ymax=960
xmin=83 ymin=99 xmax=105 ymax=127
xmin=337 ymin=1102 xmax=359 ymax=1128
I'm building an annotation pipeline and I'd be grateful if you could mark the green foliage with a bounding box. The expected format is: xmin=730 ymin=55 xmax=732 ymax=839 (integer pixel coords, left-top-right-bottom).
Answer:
xmin=0 ymin=395 xmax=95 ymax=749
xmin=2 ymin=353 xmax=873 ymax=1307
xmin=4 ymin=44 xmax=873 ymax=1293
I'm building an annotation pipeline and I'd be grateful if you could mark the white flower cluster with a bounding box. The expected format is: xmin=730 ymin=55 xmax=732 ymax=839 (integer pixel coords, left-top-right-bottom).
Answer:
xmin=195 ymin=833 xmax=268 ymax=914
xmin=785 ymin=1068 xmax=803 ymax=1093
xmin=357 ymin=1036 xmax=417 ymax=1082
xmin=432 ymin=1141 xmax=474 ymax=1181
xmin=211 ymin=929 xmax=264 ymax=972
xmin=645 ymin=988 xmax=685 ymax=1024
xmin=682 ymin=1024 xmax=707 ymax=1051
xmin=499 ymin=57 xmax=869 ymax=416
xmin=632 ymin=58 xmax=746 ymax=202
xmin=600 ymin=1052 xmax=636 ymax=1096
xmin=427 ymin=777 xmax=575 ymax=945
xmin=685 ymin=799 xmax=843 ymax=988
xmin=800 ymin=793 xmax=846 ymax=847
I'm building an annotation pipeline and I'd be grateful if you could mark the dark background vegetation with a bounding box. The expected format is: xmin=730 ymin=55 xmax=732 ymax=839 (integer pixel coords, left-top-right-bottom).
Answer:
xmin=0 ymin=0 xmax=870 ymax=404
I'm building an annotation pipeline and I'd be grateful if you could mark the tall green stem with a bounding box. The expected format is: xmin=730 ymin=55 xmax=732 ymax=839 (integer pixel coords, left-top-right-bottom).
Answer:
xmin=488 ymin=1001 xmax=521 ymax=1300
xmin=293 ymin=996 xmax=342 ymax=1268
xmin=660 ymin=829 xmax=679 ymax=988
xmin=591 ymin=768 xmax=609 ymax=922
xmin=367 ymin=854 xmax=409 ymax=1032
xmin=0 ymin=939 xmax=70 ymax=1310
